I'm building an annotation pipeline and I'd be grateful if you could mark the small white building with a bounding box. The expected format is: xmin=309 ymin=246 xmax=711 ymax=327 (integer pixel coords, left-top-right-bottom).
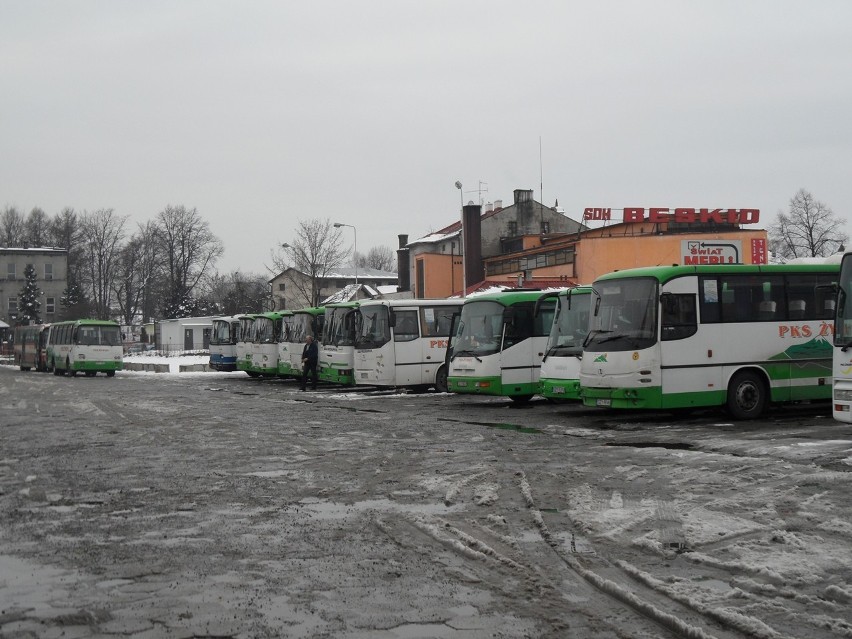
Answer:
xmin=155 ymin=316 xmax=215 ymax=353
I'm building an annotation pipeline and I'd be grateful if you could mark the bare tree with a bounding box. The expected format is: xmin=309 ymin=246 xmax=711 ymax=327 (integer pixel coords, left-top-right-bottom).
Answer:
xmin=50 ymin=207 xmax=89 ymax=319
xmin=112 ymin=222 xmax=161 ymax=325
xmin=80 ymin=208 xmax=127 ymax=320
xmin=24 ymin=207 xmax=51 ymax=247
xmin=0 ymin=206 xmax=25 ymax=246
xmin=274 ymin=219 xmax=346 ymax=307
xmin=154 ymin=205 xmax=224 ymax=318
xmin=769 ymin=188 xmax=849 ymax=260
xmin=356 ymin=245 xmax=396 ymax=272
xmin=205 ymin=270 xmax=269 ymax=315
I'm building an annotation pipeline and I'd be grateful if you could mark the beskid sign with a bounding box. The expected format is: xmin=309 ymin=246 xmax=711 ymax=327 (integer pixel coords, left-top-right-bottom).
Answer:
xmin=583 ymin=207 xmax=761 ymax=224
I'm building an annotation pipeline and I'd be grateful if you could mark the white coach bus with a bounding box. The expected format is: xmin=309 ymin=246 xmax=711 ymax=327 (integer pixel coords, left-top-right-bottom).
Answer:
xmin=580 ymin=263 xmax=839 ymax=419
xmin=353 ymin=299 xmax=460 ymax=392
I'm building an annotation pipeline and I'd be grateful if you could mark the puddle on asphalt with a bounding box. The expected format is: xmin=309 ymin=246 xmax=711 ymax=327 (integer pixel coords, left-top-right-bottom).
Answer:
xmin=297 ymin=497 xmax=464 ymax=519
xmin=605 ymin=442 xmax=693 ymax=450
xmin=437 ymin=417 xmax=542 ymax=434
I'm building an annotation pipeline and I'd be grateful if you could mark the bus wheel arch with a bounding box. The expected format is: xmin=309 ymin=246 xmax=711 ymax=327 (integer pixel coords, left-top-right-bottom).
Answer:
xmin=435 ymin=365 xmax=449 ymax=393
xmin=726 ymin=368 xmax=769 ymax=420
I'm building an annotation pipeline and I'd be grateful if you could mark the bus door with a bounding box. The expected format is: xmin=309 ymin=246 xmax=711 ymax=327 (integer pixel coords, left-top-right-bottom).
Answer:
xmin=501 ymin=303 xmax=536 ymax=389
xmin=661 ymin=277 xmax=712 ymax=406
xmin=391 ymin=308 xmax=422 ymax=385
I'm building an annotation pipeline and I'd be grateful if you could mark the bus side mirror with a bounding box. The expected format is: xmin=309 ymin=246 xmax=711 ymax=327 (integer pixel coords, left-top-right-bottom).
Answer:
xmin=660 ymin=292 xmax=677 ymax=315
xmin=388 ymin=310 xmax=396 ymax=327
xmin=502 ymin=308 xmax=515 ymax=324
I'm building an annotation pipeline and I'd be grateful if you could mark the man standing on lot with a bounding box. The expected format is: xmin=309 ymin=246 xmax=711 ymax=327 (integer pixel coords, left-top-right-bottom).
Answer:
xmin=300 ymin=334 xmax=318 ymax=391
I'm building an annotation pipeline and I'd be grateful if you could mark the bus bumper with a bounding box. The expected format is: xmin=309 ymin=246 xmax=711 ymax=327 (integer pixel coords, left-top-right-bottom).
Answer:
xmin=319 ymin=365 xmax=354 ymax=385
xmin=449 ymin=376 xmax=538 ymax=397
xmin=539 ymin=377 xmax=581 ymax=400
xmin=581 ymin=385 xmax=662 ymax=409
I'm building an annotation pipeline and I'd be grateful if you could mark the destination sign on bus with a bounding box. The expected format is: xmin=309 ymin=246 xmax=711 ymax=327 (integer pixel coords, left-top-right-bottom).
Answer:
xmin=583 ymin=207 xmax=760 ymax=224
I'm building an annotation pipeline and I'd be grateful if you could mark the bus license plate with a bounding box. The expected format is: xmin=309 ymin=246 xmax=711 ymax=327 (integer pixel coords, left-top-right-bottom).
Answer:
xmin=553 ymin=386 xmax=565 ymax=394
xmin=596 ymin=399 xmax=611 ymax=407
xmin=457 ymin=381 xmax=468 ymax=387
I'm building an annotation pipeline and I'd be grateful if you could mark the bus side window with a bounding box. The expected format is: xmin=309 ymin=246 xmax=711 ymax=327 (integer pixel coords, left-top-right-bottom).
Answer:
xmin=662 ymin=294 xmax=697 ymax=340
xmin=699 ymin=277 xmax=720 ymax=323
xmin=394 ymin=311 xmax=419 ymax=342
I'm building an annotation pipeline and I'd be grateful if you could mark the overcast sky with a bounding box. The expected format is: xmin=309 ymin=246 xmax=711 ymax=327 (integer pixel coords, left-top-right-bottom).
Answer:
xmin=2 ymin=1 xmax=850 ymax=276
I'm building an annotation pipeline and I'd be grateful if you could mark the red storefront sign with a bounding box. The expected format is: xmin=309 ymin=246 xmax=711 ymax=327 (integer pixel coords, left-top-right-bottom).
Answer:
xmin=751 ymin=238 xmax=768 ymax=264
xmin=584 ymin=207 xmax=761 ymax=224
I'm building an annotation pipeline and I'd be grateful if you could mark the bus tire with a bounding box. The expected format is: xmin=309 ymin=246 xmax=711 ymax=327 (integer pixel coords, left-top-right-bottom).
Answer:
xmin=435 ymin=365 xmax=449 ymax=393
xmin=510 ymin=394 xmax=534 ymax=404
xmin=106 ymin=370 xmax=115 ymax=377
xmin=726 ymin=370 xmax=767 ymax=420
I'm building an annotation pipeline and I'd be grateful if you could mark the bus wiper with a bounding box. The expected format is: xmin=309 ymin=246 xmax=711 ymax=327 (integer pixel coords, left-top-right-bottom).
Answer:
xmin=451 ymin=349 xmax=482 ymax=362
xmin=595 ymin=333 xmax=629 ymax=344
xmin=583 ymin=329 xmax=611 ymax=348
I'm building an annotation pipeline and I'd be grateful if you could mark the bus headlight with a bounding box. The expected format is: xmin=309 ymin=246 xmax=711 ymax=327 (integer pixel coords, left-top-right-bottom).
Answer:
xmin=835 ymin=389 xmax=852 ymax=401
xmin=77 ymin=354 xmax=86 ymax=360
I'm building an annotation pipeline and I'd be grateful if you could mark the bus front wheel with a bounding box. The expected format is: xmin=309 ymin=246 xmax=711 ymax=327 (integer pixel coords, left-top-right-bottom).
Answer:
xmin=726 ymin=370 xmax=767 ymax=420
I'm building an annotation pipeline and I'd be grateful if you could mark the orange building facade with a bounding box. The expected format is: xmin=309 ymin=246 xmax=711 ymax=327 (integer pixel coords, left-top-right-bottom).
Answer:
xmin=407 ymin=205 xmax=769 ymax=296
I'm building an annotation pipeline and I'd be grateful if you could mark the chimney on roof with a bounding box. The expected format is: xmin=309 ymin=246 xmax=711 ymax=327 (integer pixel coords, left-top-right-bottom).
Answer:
xmin=396 ymin=234 xmax=410 ymax=292
xmin=463 ymin=204 xmax=483 ymax=287
xmin=494 ymin=199 xmax=503 ymax=210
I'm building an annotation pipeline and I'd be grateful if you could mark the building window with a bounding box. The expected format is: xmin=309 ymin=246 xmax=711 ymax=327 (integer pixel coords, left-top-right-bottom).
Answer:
xmin=7 ymin=297 xmax=18 ymax=313
xmin=278 ymin=283 xmax=286 ymax=291
xmin=46 ymin=297 xmax=56 ymax=314
xmin=507 ymin=221 xmax=518 ymax=236
xmin=44 ymin=263 xmax=53 ymax=280
xmin=6 ymin=264 xmax=15 ymax=280
xmin=541 ymin=221 xmax=550 ymax=234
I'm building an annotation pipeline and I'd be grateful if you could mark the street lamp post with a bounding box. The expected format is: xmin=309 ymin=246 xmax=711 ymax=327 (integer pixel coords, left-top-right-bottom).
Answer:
xmin=454 ymin=181 xmax=466 ymax=298
xmin=333 ymin=222 xmax=358 ymax=286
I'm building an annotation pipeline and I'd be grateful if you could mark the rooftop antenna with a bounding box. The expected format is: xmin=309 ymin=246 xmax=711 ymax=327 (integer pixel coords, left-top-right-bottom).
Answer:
xmin=539 ymin=136 xmax=544 ymax=207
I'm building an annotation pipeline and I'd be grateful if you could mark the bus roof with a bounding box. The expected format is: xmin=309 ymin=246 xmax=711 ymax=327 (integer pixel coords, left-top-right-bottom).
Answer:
xmin=51 ymin=319 xmax=120 ymax=326
xmin=595 ymin=263 xmax=840 ymax=285
xmin=292 ymin=306 xmax=325 ymax=316
xmin=461 ymin=289 xmax=570 ymax=306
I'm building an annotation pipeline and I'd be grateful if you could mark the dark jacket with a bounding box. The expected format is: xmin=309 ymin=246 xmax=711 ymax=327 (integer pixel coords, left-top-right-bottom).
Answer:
xmin=302 ymin=340 xmax=318 ymax=363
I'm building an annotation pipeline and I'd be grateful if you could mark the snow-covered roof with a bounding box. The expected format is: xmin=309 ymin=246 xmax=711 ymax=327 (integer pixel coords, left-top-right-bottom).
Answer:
xmin=271 ymin=266 xmax=397 ymax=282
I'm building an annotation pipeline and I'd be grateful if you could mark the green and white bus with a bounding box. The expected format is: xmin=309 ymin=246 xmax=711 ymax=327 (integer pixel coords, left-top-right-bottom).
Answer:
xmin=47 ymin=319 xmax=124 ymax=377
xmin=580 ymin=263 xmax=839 ymax=419
xmin=249 ymin=311 xmax=290 ymax=377
xmin=536 ymin=286 xmax=593 ymax=400
xmin=834 ymin=251 xmax=852 ymax=422
xmin=319 ymin=302 xmax=359 ymax=385
xmin=447 ymin=290 xmax=558 ymax=402
xmin=235 ymin=314 xmax=258 ymax=375
xmin=354 ymin=299 xmax=460 ymax=392
xmin=278 ymin=307 xmax=324 ymax=379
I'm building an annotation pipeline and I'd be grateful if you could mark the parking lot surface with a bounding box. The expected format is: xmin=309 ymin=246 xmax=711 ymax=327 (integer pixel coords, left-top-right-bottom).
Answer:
xmin=2 ymin=366 xmax=852 ymax=638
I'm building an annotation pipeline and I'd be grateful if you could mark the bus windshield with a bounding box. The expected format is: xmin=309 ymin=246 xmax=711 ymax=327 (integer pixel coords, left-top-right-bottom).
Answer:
xmin=355 ymin=305 xmax=391 ymax=349
xmin=290 ymin=313 xmax=315 ymax=343
xmin=837 ymin=255 xmax=852 ymax=347
xmin=77 ymin=325 xmax=122 ymax=346
xmin=212 ymin=320 xmax=232 ymax=345
xmin=254 ymin=317 xmax=277 ymax=343
xmin=546 ymin=292 xmax=591 ymax=357
xmin=325 ymin=307 xmax=357 ymax=347
xmin=239 ymin=318 xmax=256 ymax=342
xmin=585 ymin=277 xmax=658 ymax=352
xmin=453 ymin=300 xmax=504 ymax=357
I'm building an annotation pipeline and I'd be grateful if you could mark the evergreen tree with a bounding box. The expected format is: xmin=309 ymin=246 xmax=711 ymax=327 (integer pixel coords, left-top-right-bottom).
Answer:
xmin=18 ymin=264 xmax=42 ymax=324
